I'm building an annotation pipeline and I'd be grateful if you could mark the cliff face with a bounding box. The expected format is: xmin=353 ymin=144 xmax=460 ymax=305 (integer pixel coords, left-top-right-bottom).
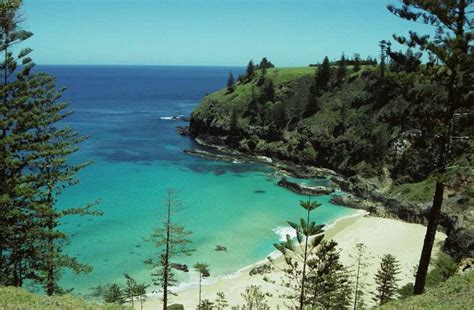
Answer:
xmin=189 ymin=67 xmax=473 ymax=260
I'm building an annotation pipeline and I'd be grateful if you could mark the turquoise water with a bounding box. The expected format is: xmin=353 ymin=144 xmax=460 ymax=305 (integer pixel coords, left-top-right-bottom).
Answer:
xmin=41 ymin=66 xmax=357 ymax=294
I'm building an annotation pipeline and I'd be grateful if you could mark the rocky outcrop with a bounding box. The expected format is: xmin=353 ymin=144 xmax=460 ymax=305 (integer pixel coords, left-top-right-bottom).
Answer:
xmin=277 ymin=177 xmax=335 ymax=196
xmin=170 ymin=263 xmax=189 ymax=272
xmin=176 ymin=126 xmax=189 ymax=136
xmin=215 ymin=245 xmax=227 ymax=251
xmin=249 ymin=263 xmax=273 ymax=276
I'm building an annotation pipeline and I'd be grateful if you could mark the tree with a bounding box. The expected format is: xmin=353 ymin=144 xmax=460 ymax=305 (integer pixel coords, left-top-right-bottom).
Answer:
xmin=1 ymin=0 xmax=39 ymax=287
xmin=350 ymin=243 xmax=369 ymax=310
xmin=144 ymin=190 xmax=194 ymax=309
xmin=214 ymin=291 xmax=228 ymax=309
xmin=316 ymin=56 xmax=331 ymax=93
xmin=230 ymin=106 xmax=240 ymax=133
xmin=241 ymin=285 xmax=268 ymax=310
xmin=262 ymin=79 xmax=275 ymax=103
xmin=0 ymin=0 xmax=99 ymax=293
xmin=246 ymin=60 xmax=255 ymax=80
xmin=259 ymin=57 xmax=274 ymax=70
xmin=123 ymin=273 xmax=149 ymax=310
xmin=373 ymin=254 xmax=400 ymax=305
xmin=226 ymin=72 xmax=235 ymax=93
xmin=387 ymin=0 xmax=473 ymax=295
xmin=34 ymin=84 xmax=101 ymax=295
xmin=270 ymin=199 xmax=325 ymax=309
xmin=336 ymin=53 xmax=347 ymax=82
xmin=194 ymin=263 xmax=210 ymax=310
xmin=104 ymin=284 xmax=125 ymax=305
xmin=304 ymin=69 xmax=319 ymax=118
xmin=305 ymin=240 xmax=352 ymax=309
xmin=124 ymin=273 xmax=138 ymax=308
xmin=353 ymin=53 xmax=361 ymax=72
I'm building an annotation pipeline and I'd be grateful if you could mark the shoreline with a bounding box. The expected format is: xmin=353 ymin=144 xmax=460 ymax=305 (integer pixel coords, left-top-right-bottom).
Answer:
xmin=143 ymin=209 xmax=369 ymax=306
xmin=141 ymin=212 xmax=447 ymax=309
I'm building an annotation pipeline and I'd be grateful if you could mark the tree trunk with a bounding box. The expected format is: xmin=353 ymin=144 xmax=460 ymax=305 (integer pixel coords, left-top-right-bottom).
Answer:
xmin=353 ymin=259 xmax=361 ymax=310
xmin=46 ymin=180 xmax=54 ymax=296
xmin=414 ymin=181 xmax=444 ymax=294
xmin=299 ymin=209 xmax=311 ymax=310
xmin=162 ymin=192 xmax=172 ymax=310
xmin=198 ymin=274 xmax=202 ymax=310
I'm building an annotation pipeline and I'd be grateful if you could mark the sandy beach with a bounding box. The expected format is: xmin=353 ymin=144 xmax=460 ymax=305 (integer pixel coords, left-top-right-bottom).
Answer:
xmin=140 ymin=212 xmax=447 ymax=309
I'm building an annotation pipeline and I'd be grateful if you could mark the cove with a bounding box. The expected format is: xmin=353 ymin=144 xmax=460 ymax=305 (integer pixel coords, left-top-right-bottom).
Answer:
xmin=40 ymin=65 xmax=358 ymax=294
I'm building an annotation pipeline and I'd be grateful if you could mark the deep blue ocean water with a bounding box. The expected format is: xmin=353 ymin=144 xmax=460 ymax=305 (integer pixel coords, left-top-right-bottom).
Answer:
xmin=37 ymin=65 xmax=357 ymax=294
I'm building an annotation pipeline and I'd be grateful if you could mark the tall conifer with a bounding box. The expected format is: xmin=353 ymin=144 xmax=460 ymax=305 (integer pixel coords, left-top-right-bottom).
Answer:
xmin=388 ymin=0 xmax=473 ymax=294
xmin=145 ymin=190 xmax=194 ymax=309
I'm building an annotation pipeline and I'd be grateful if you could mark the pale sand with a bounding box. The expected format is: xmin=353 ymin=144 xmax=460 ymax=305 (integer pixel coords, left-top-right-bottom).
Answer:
xmin=139 ymin=213 xmax=447 ymax=309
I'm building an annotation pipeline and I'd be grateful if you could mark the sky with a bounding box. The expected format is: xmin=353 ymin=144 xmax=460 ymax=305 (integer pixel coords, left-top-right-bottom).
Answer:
xmin=22 ymin=0 xmax=434 ymax=66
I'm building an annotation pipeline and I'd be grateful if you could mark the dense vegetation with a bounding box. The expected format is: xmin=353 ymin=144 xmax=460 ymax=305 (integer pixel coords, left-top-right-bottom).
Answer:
xmin=191 ymin=64 xmax=471 ymax=184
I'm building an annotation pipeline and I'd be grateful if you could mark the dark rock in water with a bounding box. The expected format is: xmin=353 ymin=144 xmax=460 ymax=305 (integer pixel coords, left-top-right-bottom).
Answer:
xmin=254 ymin=189 xmax=266 ymax=194
xmin=277 ymin=177 xmax=335 ymax=195
xmin=170 ymin=263 xmax=189 ymax=272
xmin=249 ymin=263 xmax=272 ymax=276
xmin=215 ymin=245 xmax=227 ymax=251
xmin=167 ymin=304 xmax=184 ymax=310
xmin=176 ymin=126 xmax=189 ymax=136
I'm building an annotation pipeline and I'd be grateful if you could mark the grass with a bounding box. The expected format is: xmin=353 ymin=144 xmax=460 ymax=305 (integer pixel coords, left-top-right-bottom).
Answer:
xmin=0 ymin=286 xmax=130 ymax=310
xmin=389 ymin=177 xmax=436 ymax=203
xmin=193 ymin=66 xmax=316 ymax=121
xmin=379 ymin=272 xmax=474 ymax=309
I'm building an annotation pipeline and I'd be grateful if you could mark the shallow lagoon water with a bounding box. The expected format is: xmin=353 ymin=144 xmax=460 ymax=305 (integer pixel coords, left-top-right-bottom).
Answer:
xmin=41 ymin=65 xmax=357 ymax=293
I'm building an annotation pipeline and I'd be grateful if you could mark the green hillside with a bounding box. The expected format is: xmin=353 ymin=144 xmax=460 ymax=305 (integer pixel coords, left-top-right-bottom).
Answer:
xmin=0 ymin=286 xmax=130 ymax=310
xmin=189 ymin=65 xmax=473 ymax=260
xmin=380 ymin=272 xmax=474 ymax=309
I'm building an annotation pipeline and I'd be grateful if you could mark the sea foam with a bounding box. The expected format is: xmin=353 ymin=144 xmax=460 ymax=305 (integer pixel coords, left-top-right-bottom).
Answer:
xmin=272 ymin=225 xmax=297 ymax=241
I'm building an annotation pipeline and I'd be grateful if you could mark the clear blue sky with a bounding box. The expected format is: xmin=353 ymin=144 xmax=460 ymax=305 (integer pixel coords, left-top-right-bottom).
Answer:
xmin=22 ymin=0 xmax=434 ymax=66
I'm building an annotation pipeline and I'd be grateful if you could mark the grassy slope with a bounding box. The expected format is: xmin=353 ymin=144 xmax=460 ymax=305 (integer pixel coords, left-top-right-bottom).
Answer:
xmin=194 ymin=67 xmax=316 ymax=120
xmin=380 ymin=272 xmax=474 ymax=309
xmin=0 ymin=286 xmax=129 ymax=310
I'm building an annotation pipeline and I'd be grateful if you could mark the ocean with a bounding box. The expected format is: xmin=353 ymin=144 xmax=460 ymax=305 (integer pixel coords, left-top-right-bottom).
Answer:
xmin=38 ymin=65 xmax=357 ymax=295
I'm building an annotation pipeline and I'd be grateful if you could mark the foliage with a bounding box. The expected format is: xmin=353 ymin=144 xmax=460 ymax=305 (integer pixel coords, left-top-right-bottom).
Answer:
xmin=0 ymin=0 xmax=99 ymax=294
xmin=270 ymin=199 xmax=325 ymax=308
xmin=144 ymin=190 xmax=194 ymax=309
xmin=387 ymin=0 xmax=473 ymax=295
xmin=227 ymin=72 xmax=235 ymax=93
xmin=336 ymin=53 xmax=347 ymax=83
xmin=123 ymin=273 xmax=148 ymax=309
xmin=316 ymin=56 xmax=331 ymax=93
xmin=194 ymin=262 xmax=210 ymax=309
xmin=240 ymin=285 xmax=269 ymax=310
xmin=305 ymin=240 xmax=352 ymax=309
xmin=104 ymin=284 xmax=125 ymax=305
xmin=373 ymin=254 xmax=401 ymax=305
xmin=214 ymin=291 xmax=229 ymax=309
xmin=246 ymin=60 xmax=255 ymax=80
xmin=350 ymin=243 xmax=370 ymax=310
